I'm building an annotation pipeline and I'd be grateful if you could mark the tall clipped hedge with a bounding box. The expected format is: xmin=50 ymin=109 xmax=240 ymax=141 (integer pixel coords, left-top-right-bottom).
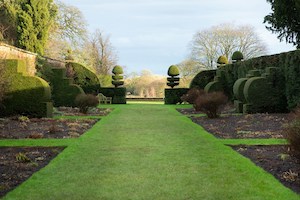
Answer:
xmin=50 ymin=68 xmax=84 ymax=107
xmin=66 ymin=62 xmax=101 ymax=94
xmin=204 ymin=50 xmax=300 ymax=111
xmin=0 ymin=59 xmax=53 ymax=117
xmin=99 ymin=87 xmax=126 ymax=104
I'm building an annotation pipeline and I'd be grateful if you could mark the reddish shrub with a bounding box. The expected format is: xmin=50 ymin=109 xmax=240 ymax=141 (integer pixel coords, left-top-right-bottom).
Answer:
xmin=181 ymin=88 xmax=205 ymax=104
xmin=194 ymin=91 xmax=228 ymax=118
xmin=285 ymin=108 xmax=300 ymax=158
xmin=75 ymin=94 xmax=99 ymax=114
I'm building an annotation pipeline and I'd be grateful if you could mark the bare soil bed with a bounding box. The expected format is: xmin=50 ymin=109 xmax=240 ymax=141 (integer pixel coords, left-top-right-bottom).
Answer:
xmin=232 ymin=145 xmax=300 ymax=194
xmin=55 ymin=107 xmax=112 ymax=116
xmin=0 ymin=147 xmax=64 ymax=198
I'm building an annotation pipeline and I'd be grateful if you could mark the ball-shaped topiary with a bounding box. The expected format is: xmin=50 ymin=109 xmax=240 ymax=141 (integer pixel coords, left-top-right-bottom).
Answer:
xmin=217 ymin=56 xmax=228 ymax=65
xmin=168 ymin=65 xmax=180 ymax=77
xmin=112 ymin=65 xmax=124 ymax=88
xmin=232 ymin=51 xmax=244 ymax=62
xmin=112 ymin=65 xmax=124 ymax=75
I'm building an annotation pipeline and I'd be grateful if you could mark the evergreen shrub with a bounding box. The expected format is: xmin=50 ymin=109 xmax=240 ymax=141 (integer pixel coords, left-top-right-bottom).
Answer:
xmin=99 ymin=87 xmax=126 ymax=104
xmin=164 ymin=88 xmax=189 ymax=104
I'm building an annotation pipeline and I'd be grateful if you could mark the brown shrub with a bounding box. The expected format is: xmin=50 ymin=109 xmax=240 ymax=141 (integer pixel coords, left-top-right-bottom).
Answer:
xmin=181 ymin=88 xmax=205 ymax=104
xmin=285 ymin=108 xmax=300 ymax=158
xmin=75 ymin=94 xmax=99 ymax=114
xmin=194 ymin=91 xmax=228 ymax=118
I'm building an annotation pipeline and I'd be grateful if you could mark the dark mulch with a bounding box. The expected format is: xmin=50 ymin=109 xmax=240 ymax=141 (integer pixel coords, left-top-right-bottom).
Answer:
xmin=0 ymin=118 xmax=99 ymax=139
xmin=190 ymin=113 xmax=288 ymax=139
xmin=176 ymin=103 xmax=236 ymax=115
xmin=232 ymin=145 xmax=300 ymax=194
xmin=0 ymin=147 xmax=64 ymax=198
xmin=55 ymin=107 xmax=112 ymax=116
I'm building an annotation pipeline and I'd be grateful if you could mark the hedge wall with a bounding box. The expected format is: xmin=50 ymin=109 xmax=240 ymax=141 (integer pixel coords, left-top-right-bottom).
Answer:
xmin=200 ymin=50 xmax=300 ymax=112
xmin=164 ymin=88 xmax=189 ymax=104
xmin=66 ymin=62 xmax=101 ymax=94
xmin=50 ymin=68 xmax=84 ymax=107
xmin=99 ymin=87 xmax=126 ymax=104
xmin=0 ymin=59 xmax=53 ymax=117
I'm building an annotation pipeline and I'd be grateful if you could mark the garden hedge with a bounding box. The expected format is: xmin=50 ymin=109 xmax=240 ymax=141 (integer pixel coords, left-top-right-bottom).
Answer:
xmin=190 ymin=70 xmax=216 ymax=89
xmin=50 ymin=68 xmax=84 ymax=107
xmin=0 ymin=59 xmax=53 ymax=117
xmin=66 ymin=62 xmax=101 ymax=94
xmin=99 ymin=87 xmax=126 ymax=104
xmin=200 ymin=50 xmax=300 ymax=112
xmin=164 ymin=88 xmax=189 ymax=104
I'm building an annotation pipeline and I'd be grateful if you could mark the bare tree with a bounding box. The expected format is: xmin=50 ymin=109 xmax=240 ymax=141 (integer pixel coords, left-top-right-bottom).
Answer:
xmin=190 ymin=23 xmax=268 ymax=69
xmin=84 ymin=29 xmax=118 ymax=75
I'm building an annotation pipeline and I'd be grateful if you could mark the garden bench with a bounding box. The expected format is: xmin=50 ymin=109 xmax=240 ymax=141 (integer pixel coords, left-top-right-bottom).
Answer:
xmin=97 ymin=93 xmax=112 ymax=104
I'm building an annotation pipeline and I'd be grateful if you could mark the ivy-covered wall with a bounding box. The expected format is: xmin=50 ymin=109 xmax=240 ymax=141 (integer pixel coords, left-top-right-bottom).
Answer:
xmin=0 ymin=59 xmax=53 ymax=117
xmin=66 ymin=62 xmax=101 ymax=94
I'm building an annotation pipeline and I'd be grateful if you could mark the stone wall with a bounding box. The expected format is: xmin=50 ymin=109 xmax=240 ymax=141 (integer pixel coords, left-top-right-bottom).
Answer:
xmin=0 ymin=43 xmax=37 ymax=76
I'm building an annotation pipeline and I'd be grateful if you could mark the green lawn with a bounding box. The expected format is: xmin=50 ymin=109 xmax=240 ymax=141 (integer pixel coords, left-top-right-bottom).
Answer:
xmin=2 ymin=104 xmax=299 ymax=200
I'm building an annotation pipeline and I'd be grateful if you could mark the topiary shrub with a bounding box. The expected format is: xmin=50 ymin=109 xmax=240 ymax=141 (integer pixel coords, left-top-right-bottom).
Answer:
xmin=194 ymin=91 xmax=228 ymax=118
xmin=190 ymin=70 xmax=216 ymax=89
xmin=284 ymin=108 xmax=300 ymax=159
xmin=112 ymin=65 xmax=124 ymax=88
xmin=99 ymin=87 xmax=126 ymax=104
xmin=217 ymin=55 xmax=228 ymax=67
xmin=66 ymin=62 xmax=101 ymax=94
xmin=164 ymin=88 xmax=189 ymax=104
xmin=167 ymin=65 xmax=180 ymax=88
xmin=74 ymin=93 xmax=99 ymax=114
xmin=0 ymin=59 xmax=53 ymax=117
xmin=232 ymin=51 xmax=244 ymax=62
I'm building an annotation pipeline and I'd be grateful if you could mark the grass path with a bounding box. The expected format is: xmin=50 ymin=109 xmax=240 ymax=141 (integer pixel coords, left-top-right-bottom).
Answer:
xmin=3 ymin=104 xmax=300 ymax=199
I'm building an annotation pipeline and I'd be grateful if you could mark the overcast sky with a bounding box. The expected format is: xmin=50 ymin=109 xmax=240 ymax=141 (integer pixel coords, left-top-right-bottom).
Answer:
xmin=60 ymin=0 xmax=295 ymax=75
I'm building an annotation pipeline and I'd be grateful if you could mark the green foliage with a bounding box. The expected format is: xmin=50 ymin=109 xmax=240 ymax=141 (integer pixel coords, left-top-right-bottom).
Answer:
xmin=112 ymin=65 xmax=123 ymax=75
xmin=16 ymin=0 xmax=57 ymax=54
xmin=49 ymin=67 xmax=84 ymax=107
xmin=0 ymin=59 xmax=53 ymax=117
xmin=66 ymin=62 xmax=101 ymax=94
xmin=99 ymin=87 xmax=126 ymax=104
xmin=190 ymin=70 xmax=216 ymax=89
xmin=15 ymin=152 xmax=31 ymax=163
xmin=167 ymin=65 xmax=180 ymax=76
xmin=232 ymin=51 xmax=244 ymax=61
xmin=167 ymin=65 xmax=180 ymax=88
xmin=217 ymin=55 xmax=228 ymax=65
xmin=164 ymin=88 xmax=189 ymax=104
xmin=194 ymin=91 xmax=228 ymax=118
xmin=74 ymin=93 xmax=99 ymax=113
xmin=264 ymin=0 xmax=300 ymax=48
xmin=111 ymin=65 xmax=124 ymax=88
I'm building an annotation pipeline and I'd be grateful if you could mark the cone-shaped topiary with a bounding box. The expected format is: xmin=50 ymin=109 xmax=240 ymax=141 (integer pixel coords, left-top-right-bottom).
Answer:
xmin=232 ymin=51 xmax=244 ymax=62
xmin=217 ymin=55 xmax=228 ymax=65
xmin=167 ymin=65 xmax=180 ymax=88
xmin=112 ymin=65 xmax=124 ymax=88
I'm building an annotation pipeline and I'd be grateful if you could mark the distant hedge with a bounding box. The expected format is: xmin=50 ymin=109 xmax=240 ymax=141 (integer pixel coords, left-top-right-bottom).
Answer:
xmin=99 ymin=87 xmax=126 ymax=104
xmin=164 ymin=88 xmax=189 ymax=104
xmin=66 ymin=62 xmax=101 ymax=94
xmin=0 ymin=59 xmax=53 ymax=117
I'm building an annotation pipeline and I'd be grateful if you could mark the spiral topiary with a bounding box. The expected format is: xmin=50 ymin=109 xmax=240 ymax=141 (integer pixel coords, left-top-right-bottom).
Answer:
xmin=167 ymin=65 xmax=180 ymax=88
xmin=232 ymin=51 xmax=244 ymax=62
xmin=112 ymin=65 xmax=124 ymax=88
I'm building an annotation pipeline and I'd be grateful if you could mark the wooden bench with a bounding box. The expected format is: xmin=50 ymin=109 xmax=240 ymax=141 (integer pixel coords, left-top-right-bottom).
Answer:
xmin=97 ymin=93 xmax=112 ymax=104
